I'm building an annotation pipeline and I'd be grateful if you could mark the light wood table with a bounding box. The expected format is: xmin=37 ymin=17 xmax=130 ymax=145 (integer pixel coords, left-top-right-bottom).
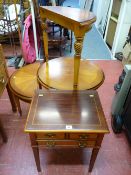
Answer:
xmin=38 ymin=57 xmax=104 ymax=90
xmin=25 ymin=90 xmax=109 ymax=173
xmin=38 ymin=6 xmax=104 ymax=90
xmin=9 ymin=62 xmax=40 ymax=115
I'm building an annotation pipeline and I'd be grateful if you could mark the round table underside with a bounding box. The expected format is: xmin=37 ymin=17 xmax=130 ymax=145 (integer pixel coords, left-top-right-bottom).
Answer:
xmin=38 ymin=57 xmax=104 ymax=90
xmin=9 ymin=62 xmax=40 ymax=100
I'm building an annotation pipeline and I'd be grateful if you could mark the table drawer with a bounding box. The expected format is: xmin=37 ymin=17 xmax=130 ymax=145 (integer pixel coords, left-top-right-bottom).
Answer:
xmin=36 ymin=140 xmax=96 ymax=148
xmin=36 ymin=133 xmax=65 ymax=139
xmin=69 ymin=133 xmax=97 ymax=140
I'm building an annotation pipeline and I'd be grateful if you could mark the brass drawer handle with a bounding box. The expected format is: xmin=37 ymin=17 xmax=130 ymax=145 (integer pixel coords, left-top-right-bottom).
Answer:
xmin=46 ymin=141 xmax=55 ymax=147
xmin=79 ymin=135 xmax=88 ymax=139
xmin=45 ymin=133 xmax=56 ymax=138
xmin=78 ymin=142 xmax=87 ymax=148
xmin=0 ymin=76 xmax=5 ymax=84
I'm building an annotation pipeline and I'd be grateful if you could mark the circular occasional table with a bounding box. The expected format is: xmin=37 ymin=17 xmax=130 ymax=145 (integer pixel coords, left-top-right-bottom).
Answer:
xmin=9 ymin=62 xmax=40 ymax=115
xmin=38 ymin=57 xmax=104 ymax=90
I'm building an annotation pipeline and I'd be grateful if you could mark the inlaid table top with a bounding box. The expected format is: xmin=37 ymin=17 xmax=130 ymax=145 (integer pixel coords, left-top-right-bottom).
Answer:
xmin=25 ymin=89 xmax=109 ymax=133
xmin=24 ymin=89 xmax=109 ymax=173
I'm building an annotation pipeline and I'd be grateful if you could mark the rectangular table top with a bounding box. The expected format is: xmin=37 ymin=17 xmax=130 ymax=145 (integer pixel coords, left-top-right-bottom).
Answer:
xmin=25 ymin=90 xmax=109 ymax=133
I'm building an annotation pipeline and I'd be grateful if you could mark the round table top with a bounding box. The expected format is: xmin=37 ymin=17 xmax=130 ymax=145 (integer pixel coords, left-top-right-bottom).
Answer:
xmin=9 ymin=62 xmax=40 ymax=100
xmin=38 ymin=57 xmax=104 ymax=90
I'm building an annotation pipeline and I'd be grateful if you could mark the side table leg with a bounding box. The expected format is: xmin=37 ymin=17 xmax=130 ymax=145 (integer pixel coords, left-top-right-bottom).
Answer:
xmin=41 ymin=18 xmax=49 ymax=63
xmin=89 ymin=134 xmax=104 ymax=172
xmin=6 ymin=83 xmax=17 ymax=113
xmin=30 ymin=133 xmax=41 ymax=172
xmin=38 ymin=82 xmax=42 ymax=89
xmin=0 ymin=119 xmax=7 ymax=142
xmin=14 ymin=95 xmax=22 ymax=116
xmin=73 ymin=36 xmax=84 ymax=90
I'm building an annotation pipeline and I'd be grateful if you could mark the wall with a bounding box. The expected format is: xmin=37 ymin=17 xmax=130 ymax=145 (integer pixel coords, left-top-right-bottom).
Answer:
xmin=92 ymin=0 xmax=101 ymax=26
xmin=79 ymin=0 xmax=86 ymax=8
xmin=112 ymin=0 xmax=131 ymax=55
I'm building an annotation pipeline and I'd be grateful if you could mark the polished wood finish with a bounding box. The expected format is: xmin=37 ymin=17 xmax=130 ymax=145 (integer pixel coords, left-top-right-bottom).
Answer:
xmin=38 ymin=57 xmax=104 ymax=90
xmin=25 ymin=90 xmax=109 ymax=172
xmin=39 ymin=6 xmax=96 ymax=32
xmin=0 ymin=44 xmax=17 ymax=142
xmin=9 ymin=62 xmax=40 ymax=100
xmin=9 ymin=62 xmax=40 ymax=115
xmin=39 ymin=6 xmax=104 ymax=90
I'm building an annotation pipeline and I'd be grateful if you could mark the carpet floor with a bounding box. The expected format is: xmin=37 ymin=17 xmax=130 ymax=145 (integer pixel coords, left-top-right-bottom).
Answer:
xmin=64 ymin=26 xmax=112 ymax=60
xmin=0 ymin=60 xmax=131 ymax=175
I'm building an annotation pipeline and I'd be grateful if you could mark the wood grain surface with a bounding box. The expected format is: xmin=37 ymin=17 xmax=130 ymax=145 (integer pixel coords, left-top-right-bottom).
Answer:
xmin=38 ymin=58 xmax=104 ymax=90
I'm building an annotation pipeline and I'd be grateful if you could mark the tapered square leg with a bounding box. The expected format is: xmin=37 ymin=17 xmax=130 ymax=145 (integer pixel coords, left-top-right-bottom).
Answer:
xmin=30 ymin=133 xmax=41 ymax=172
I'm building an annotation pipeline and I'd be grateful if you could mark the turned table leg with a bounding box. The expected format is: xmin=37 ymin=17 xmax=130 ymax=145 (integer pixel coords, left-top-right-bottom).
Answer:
xmin=73 ymin=36 xmax=84 ymax=90
xmin=41 ymin=18 xmax=49 ymax=63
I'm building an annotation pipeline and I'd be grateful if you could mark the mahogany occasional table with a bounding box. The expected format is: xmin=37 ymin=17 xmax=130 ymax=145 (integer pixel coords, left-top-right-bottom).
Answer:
xmin=25 ymin=90 xmax=109 ymax=173
xmin=37 ymin=6 xmax=104 ymax=90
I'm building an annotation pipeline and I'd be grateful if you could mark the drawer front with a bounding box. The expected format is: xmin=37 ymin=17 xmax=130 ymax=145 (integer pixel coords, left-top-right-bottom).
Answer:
xmin=36 ymin=133 xmax=65 ymax=140
xmin=36 ymin=140 xmax=96 ymax=148
xmin=69 ymin=133 xmax=97 ymax=140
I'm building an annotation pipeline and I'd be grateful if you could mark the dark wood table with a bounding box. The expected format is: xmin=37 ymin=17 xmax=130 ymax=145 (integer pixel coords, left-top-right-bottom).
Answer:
xmin=25 ymin=90 xmax=109 ymax=173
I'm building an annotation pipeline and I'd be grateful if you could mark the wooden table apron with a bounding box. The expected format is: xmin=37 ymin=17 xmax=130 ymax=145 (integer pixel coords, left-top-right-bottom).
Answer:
xmin=25 ymin=90 xmax=109 ymax=172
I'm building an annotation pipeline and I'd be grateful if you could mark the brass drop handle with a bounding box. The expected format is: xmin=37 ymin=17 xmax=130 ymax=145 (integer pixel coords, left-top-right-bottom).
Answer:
xmin=79 ymin=135 xmax=88 ymax=139
xmin=45 ymin=133 xmax=56 ymax=138
xmin=78 ymin=142 xmax=87 ymax=148
xmin=46 ymin=141 xmax=55 ymax=147
xmin=0 ymin=76 xmax=5 ymax=84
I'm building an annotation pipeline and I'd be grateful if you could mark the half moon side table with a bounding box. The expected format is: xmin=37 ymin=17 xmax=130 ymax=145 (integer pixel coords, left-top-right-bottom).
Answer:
xmin=37 ymin=6 xmax=104 ymax=90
